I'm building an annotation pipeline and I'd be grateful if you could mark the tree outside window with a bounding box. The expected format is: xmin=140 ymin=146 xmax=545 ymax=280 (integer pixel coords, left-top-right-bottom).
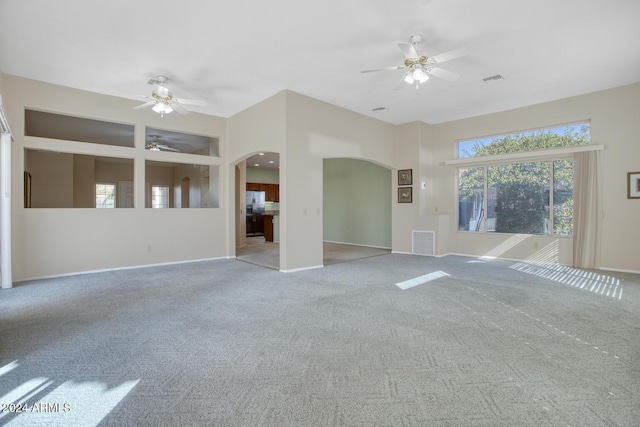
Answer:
xmin=458 ymin=124 xmax=587 ymax=235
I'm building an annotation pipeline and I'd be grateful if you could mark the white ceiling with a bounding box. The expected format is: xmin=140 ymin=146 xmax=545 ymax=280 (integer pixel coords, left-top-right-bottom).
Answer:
xmin=1 ymin=0 xmax=639 ymax=125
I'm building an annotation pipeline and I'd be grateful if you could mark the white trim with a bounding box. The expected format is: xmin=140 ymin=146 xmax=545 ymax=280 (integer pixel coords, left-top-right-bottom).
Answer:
xmin=1 ymin=133 xmax=11 ymax=288
xmin=281 ymin=265 xmax=324 ymax=273
xmin=323 ymin=240 xmax=391 ymax=250
xmin=600 ymin=267 xmax=640 ymax=275
xmin=444 ymin=144 xmax=604 ymax=166
xmin=0 ymin=95 xmax=12 ymax=135
xmin=12 ymin=256 xmax=233 ymax=283
xmin=391 ymin=250 xmax=412 ymax=255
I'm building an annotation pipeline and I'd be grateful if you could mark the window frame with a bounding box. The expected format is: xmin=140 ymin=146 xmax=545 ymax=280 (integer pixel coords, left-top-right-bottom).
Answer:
xmin=457 ymin=157 xmax=572 ymax=236
xmin=95 ymin=182 xmax=117 ymax=209
xmin=150 ymin=185 xmax=170 ymax=209
xmin=456 ymin=121 xmax=591 ymax=160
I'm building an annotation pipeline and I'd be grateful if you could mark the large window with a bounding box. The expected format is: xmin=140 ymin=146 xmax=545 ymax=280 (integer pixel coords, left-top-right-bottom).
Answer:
xmin=457 ymin=123 xmax=588 ymax=236
xmin=458 ymin=122 xmax=590 ymax=158
xmin=458 ymin=160 xmax=573 ymax=235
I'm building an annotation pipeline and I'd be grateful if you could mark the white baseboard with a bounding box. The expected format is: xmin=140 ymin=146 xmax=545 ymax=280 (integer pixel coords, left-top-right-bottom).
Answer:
xmin=14 ymin=256 xmax=232 ymax=283
xmin=324 ymin=240 xmax=391 ymax=250
xmin=391 ymin=250 xmax=451 ymax=258
xmin=600 ymin=266 xmax=640 ymax=275
xmin=280 ymin=264 xmax=324 ymax=273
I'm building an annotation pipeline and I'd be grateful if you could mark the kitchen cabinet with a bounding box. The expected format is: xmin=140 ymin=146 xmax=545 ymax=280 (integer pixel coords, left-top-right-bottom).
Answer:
xmin=264 ymin=215 xmax=274 ymax=242
xmin=247 ymin=183 xmax=279 ymax=202
xmin=266 ymin=184 xmax=279 ymax=202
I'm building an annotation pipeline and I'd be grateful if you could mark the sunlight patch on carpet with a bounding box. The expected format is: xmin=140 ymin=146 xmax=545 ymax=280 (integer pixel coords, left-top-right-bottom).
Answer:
xmin=395 ymin=271 xmax=450 ymax=290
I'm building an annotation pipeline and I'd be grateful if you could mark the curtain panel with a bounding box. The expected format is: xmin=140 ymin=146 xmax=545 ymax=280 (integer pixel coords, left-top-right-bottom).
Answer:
xmin=573 ymin=150 xmax=601 ymax=268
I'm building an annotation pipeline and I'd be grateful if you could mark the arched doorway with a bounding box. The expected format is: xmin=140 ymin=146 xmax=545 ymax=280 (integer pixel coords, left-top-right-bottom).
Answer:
xmin=322 ymin=158 xmax=392 ymax=265
xmin=235 ymin=152 xmax=281 ymax=270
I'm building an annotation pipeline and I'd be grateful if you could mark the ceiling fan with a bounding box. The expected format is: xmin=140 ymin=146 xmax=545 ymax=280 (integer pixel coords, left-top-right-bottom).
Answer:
xmin=133 ymin=75 xmax=206 ymax=117
xmin=145 ymin=135 xmax=179 ymax=152
xmin=361 ymin=35 xmax=469 ymax=89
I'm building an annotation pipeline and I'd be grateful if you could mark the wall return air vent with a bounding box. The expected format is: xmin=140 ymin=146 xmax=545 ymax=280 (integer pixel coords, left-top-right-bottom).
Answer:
xmin=412 ymin=230 xmax=435 ymax=256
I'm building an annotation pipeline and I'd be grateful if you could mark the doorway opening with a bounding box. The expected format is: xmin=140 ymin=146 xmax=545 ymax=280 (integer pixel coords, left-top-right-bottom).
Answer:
xmin=235 ymin=152 xmax=280 ymax=270
xmin=323 ymin=158 xmax=392 ymax=265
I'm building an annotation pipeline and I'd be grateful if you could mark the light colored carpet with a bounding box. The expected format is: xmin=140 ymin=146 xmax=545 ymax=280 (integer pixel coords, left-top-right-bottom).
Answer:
xmin=0 ymin=254 xmax=638 ymax=426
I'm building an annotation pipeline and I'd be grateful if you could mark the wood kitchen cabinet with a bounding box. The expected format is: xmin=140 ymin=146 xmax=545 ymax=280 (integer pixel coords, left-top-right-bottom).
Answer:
xmin=264 ymin=215 xmax=274 ymax=242
xmin=247 ymin=182 xmax=279 ymax=202
xmin=266 ymin=184 xmax=279 ymax=202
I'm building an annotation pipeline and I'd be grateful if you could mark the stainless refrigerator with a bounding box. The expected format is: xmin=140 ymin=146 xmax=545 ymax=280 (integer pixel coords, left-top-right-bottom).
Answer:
xmin=246 ymin=191 xmax=266 ymax=236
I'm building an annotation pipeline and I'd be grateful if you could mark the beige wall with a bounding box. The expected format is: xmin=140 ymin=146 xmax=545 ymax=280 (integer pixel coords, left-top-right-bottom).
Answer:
xmin=226 ymin=91 xmax=286 ymax=261
xmin=432 ymin=83 xmax=640 ymax=272
xmin=4 ymin=74 xmax=227 ymax=280
xmin=283 ymin=91 xmax=398 ymax=271
xmin=2 ymin=71 xmax=639 ymax=280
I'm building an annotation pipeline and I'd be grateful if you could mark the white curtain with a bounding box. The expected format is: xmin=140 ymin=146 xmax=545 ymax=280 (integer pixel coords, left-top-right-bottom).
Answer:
xmin=573 ymin=150 xmax=601 ymax=268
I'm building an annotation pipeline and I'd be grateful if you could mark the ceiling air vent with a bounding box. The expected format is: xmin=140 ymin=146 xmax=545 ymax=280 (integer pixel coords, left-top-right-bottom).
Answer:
xmin=482 ymin=74 xmax=505 ymax=84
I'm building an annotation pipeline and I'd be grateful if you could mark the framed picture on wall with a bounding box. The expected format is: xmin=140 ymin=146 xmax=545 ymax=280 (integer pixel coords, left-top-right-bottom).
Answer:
xmin=398 ymin=169 xmax=412 ymax=186
xmin=398 ymin=187 xmax=412 ymax=203
xmin=628 ymin=171 xmax=640 ymax=199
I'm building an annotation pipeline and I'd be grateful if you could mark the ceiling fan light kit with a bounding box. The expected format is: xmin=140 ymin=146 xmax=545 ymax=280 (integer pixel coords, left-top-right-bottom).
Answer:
xmin=134 ymin=75 xmax=206 ymax=117
xmin=361 ymin=34 xmax=466 ymax=89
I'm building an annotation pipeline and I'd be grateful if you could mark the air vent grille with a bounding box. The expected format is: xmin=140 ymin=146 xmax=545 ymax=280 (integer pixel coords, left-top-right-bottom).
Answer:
xmin=412 ymin=230 xmax=435 ymax=256
xmin=482 ymin=74 xmax=504 ymax=83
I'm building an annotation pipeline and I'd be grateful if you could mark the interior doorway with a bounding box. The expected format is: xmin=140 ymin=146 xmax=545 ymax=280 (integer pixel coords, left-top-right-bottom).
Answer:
xmin=235 ymin=152 xmax=280 ymax=270
xmin=322 ymin=158 xmax=392 ymax=264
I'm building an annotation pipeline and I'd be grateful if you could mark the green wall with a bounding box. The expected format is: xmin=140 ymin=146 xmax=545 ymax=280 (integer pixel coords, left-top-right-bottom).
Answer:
xmin=246 ymin=167 xmax=279 ymax=184
xmin=323 ymin=158 xmax=391 ymax=248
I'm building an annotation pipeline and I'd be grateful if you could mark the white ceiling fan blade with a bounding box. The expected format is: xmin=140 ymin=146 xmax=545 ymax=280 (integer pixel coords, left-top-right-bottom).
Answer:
xmin=133 ymin=101 xmax=155 ymax=110
xmin=397 ymin=42 xmax=418 ymax=59
xmin=431 ymin=47 xmax=471 ymax=64
xmin=176 ymin=98 xmax=207 ymax=106
xmin=361 ymin=66 xmax=404 ymax=73
xmin=170 ymin=102 xmax=189 ymax=114
xmin=392 ymin=73 xmax=411 ymax=91
xmin=428 ymin=67 xmax=461 ymax=82
xmin=159 ymin=144 xmax=180 ymax=152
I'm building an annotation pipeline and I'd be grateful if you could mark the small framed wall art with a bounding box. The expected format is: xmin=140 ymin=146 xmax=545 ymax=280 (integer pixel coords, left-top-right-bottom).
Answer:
xmin=398 ymin=187 xmax=412 ymax=203
xmin=628 ymin=171 xmax=640 ymax=199
xmin=398 ymin=169 xmax=412 ymax=186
